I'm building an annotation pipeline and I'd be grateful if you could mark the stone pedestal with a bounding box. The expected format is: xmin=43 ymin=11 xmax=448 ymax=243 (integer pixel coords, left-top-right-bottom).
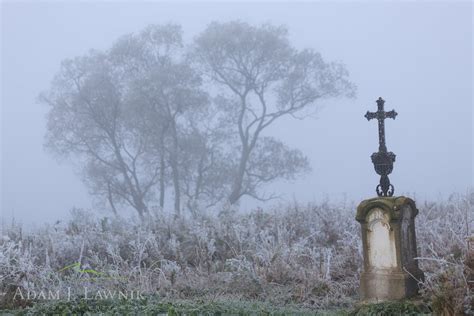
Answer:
xmin=356 ymin=196 xmax=424 ymax=301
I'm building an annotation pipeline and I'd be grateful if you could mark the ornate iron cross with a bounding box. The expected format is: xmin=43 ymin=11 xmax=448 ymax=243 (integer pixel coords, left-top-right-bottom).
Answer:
xmin=365 ymin=97 xmax=398 ymax=197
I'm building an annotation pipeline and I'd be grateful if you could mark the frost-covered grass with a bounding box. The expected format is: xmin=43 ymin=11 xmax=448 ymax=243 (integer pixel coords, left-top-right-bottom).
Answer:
xmin=0 ymin=193 xmax=472 ymax=314
xmin=0 ymin=296 xmax=351 ymax=315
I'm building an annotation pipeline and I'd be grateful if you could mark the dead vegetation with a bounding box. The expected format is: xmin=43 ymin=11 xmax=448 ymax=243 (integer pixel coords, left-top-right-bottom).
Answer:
xmin=0 ymin=192 xmax=472 ymax=313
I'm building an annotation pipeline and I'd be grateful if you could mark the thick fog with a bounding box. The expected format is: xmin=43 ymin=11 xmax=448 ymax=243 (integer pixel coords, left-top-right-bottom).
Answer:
xmin=1 ymin=2 xmax=472 ymax=225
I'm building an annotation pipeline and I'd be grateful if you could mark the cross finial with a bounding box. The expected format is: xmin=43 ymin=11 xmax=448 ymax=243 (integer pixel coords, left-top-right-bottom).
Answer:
xmin=365 ymin=97 xmax=397 ymax=152
xmin=365 ymin=97 xmax=398 ymax=197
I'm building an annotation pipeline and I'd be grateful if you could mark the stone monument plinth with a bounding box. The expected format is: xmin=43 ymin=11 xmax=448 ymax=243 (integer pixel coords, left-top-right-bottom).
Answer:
xmin=356 ymin=196 xmax=424 ymax=301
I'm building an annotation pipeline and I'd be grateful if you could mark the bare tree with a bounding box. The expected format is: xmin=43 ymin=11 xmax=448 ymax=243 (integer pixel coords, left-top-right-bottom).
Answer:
xmin=109 ymin=25 xmax=209 ymax=216
xmin=42 ymin=25 xmax=213 ymax=218
xmin=42 ymin=22 xmax=356 ymax=216
xmin=192 ymin=21 xmax=356 ymax=204
xmin=40 ymin=52 xmax=159 ymax=218
xmin=110 ymin=24 xmax=188 ymax=214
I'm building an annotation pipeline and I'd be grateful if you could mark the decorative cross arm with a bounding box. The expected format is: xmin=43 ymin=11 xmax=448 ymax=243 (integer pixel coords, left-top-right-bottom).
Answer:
xmin=365 ymin=109 xmax=398 ymax=121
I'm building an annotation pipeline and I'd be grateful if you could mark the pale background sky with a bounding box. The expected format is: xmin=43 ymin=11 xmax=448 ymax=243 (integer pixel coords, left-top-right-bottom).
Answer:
xmin=1 ymin=1 xmax=473 ymax=225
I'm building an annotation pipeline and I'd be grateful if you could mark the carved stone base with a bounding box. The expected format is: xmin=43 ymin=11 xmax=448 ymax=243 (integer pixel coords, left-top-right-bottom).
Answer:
xmin=356 ymin=196 xmax=424 ymax=301
xmin=360 ymin=271 xmax=423 ymax=301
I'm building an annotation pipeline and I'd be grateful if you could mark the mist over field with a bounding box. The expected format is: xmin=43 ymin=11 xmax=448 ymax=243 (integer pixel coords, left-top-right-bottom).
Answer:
xmin=1 ymin=2 xmax=473 ymax=314
xmin=2 ymin=2 xmax=472 ymax=226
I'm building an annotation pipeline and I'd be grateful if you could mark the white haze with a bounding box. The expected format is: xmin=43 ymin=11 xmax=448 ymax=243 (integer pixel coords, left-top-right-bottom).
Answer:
xmin=1 ymin=2 xmax=473 ymax=226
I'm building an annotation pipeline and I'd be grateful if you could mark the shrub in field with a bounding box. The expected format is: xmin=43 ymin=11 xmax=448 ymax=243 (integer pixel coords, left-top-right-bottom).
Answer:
xmin=416 ymin=193 xmax=473 ymax=315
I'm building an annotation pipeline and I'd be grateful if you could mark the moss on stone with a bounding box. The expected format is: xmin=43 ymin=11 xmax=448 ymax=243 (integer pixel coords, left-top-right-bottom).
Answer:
xmin=356 ymin=196 xmax=418 ymax=222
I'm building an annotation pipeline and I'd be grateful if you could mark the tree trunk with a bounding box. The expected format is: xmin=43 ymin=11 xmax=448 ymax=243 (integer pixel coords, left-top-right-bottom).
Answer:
xmin=133 ymin=197 xmax=147 ymax=220
xmin=228 ymin=148 xmax=249 ymax=204
xmin=112 ymin=143 xmax=147 ymax=219
xmin=171 ymin=159 xmax=180 ymax=217
xmin=107 ymin=182 xmax=118 ymax=215
xmin=159 ymin=153 xmax=166 ymax=209
xmin=170 ymin=121 xmax=180 ymax=217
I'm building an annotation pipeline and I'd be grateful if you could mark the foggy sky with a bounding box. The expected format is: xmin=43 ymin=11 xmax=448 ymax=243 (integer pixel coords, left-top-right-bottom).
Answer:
xmin=1 ymin=2 xmax=473 ymax=225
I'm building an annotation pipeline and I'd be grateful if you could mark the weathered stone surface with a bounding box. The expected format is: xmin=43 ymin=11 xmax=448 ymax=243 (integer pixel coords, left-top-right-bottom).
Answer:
xmin=356 ymin=196 xmax=424 ymax=301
